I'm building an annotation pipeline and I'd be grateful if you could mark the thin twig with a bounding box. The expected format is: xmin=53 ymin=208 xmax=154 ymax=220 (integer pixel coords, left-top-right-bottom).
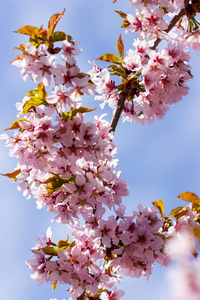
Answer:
xmin=110 ymin=86 xmax=132 ymax=132
xmin=151 ymin=0 xmax=189 ymax=50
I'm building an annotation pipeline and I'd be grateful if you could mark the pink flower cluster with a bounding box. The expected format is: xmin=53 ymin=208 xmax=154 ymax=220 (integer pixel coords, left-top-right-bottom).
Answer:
xmin=26 ymin=226 xmax=122 ymax=300
xmin=127 ymin=0 xmax=185 ymax=41
xmin=3 ymin=107 xmax=129 ymax=225
xmin=5 ymin=2 xmax=200 ymax=299
xmin=13 ymin=43 xmax=55 ymax=86
xmin=2 ymin=34 xmax=135 ymax=299
xmin=110 ymin=205 xmax=170 ymax=278
xmin=90 ymin=40 xmax=191 ymax=125
xmin=26 ymin=205 xmax=169 ymax=299
xmin=90 ymin=0 xmax=200 ymax=125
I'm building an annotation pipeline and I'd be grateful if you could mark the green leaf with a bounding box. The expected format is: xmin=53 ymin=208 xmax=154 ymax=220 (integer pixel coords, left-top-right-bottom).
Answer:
xmin=51 ymin=31 xmax=67 ymax=42
xmin=170 ymin=206 xmax=189 ymax=219
xmin=57 ymin=238 xmax=75 ymax=250
xmin=62 ymin=107 xmax=96 ymax=122
xmin=152 ymin=200 xmax=164 ymax=218
xmin=57 ymin=237 xmax=69 ymax=249
xmin=44 ymin=174 xmax=76 ymax=197
xmin=47 ymin=8 xmax=66 ymax=38
xmin=169 ymin=206 xmax=184 ymax=217
xmin=0 ymin=169 xmax=21 ymax=181
xmin=108 ymin=64 xmax=127 ymax=77
xmin=14 ymin=26 xmax=39 ymax=38
xmin=116 ymin=34 xmax=124 ymax=61
xmin=21 ymin=97 xmax=46 ymax=114
xmin=4 ymin=118 xmax=27 ymax=131
xmin=96 ymin=53 xmax=122 ymax=64
xmin=68 ymin=175 xmax=76 ymax=184
xmin=44 ymin=174 xmax=68 ymax=197
xmin=42 ymin=246 xmax=58 ymax=256
xmin=21 ymin=82 xmax=48 ymax=114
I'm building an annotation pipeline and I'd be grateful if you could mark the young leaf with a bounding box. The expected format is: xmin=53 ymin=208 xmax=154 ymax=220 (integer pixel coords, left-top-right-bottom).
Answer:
xmin=42 ymin=246 xmax=58 ymax=256
xmin=114 ymin=10 xmax=127 ymax=19
xmin=37 ymin=82 xmax=47 ymax=100
xmin=51 ymin=31 xmax=67 ymax=42
xmin=62 ymin=107 xmax=96 ymax=122
xmin=116 ymin=34 xmax=124 ymax=61
xmin=37 ymin=26 xmax=48 ymax=40
xmin=152 ymin=199 xmax=164 ymax=218
xmin=47 ymin=8 xmax=66 ymax=38
xmin=177 ymin=191 xmax=200 ymax=205
xmin=44 ymin=174 xmax=76 ymax=197
xmin=44 ymin=175 xmax=68 ymax=197
xmin=108 ymin=64 xmax=127 ymax=77
xmin=14 ymin=26 xmax=39 ymax=38
xmin=96 ymin=53 xmax=122 ymax=64
xmin=20 ymin=97 xmax=46 ymax=114
xmin=169 ymin=206 xmax=184 ymax=217
xmin=21 ymin=82 xmax=48 ymax=114
xmin=57 ymin=237 xmax=69 ymax=249
xmin=121 ymin=19 xmax=130 ymax=28
xmin=52 ymin=281 xmax=58 ymax=291
xmin=11 ymin=44 xmax=26 ymax=62
xmin=169 ymin=206 xmax=189 ymax=219
xmin=177 ymin=191 xmax=200 ymax=212
xmin=4 ymin=118 xmax=27 ymax=131
xmin=9 ymin=54 xmax=24 ymax=64
xmin=0 ymin=169 xmax=21 ymax=181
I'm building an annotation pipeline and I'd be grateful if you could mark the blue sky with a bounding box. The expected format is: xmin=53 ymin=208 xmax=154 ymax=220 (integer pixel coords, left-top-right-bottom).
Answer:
xmin=0 ymin=0 xmax=200 ymax=299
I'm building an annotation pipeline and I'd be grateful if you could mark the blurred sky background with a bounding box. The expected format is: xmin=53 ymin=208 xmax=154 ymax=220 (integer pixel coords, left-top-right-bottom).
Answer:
xmin=0 ymin=0 xmax=200 ymax=299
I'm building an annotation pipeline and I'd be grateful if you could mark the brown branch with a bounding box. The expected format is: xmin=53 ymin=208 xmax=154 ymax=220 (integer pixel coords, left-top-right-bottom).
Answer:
xmin=151 ymin=0 xmax=189 ymax=50
xmin=110 ymin=0 xmax=189 ymax=132
xmin=77 ymin=292 xmax=85 ymax=300
xmin=110 ymin=85 xmax=132 ymax=133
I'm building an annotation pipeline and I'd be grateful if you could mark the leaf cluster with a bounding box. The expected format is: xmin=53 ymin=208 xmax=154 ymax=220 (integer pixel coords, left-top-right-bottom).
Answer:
xmin=44 ymin=173 xmax=76 ymax=196
xmin=12 ymin=8 xmax=72 ymax=62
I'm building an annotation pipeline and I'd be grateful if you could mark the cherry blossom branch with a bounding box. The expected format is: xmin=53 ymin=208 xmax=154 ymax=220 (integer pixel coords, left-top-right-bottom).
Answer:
xmin=110 ymin=0 xmax=189 ymax=132
xmin=151 ymin=0 xmax=189 ymax=50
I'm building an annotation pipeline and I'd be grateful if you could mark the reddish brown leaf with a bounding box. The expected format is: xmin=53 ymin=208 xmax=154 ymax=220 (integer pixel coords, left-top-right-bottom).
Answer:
xmin=114 ymin=10 xmax=127 ymax=19
xmin=1 ymin=169 xmax=21 ymax=181
xmin=121 ymin=19 xmax=130 ymax=28
xmin=116 ymin=34 xmax=124 ymax=60
xmin=47 ymin=8 xmax=66 ymax=38
xmin=37 ymin=26 xmax=48 ymax=39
